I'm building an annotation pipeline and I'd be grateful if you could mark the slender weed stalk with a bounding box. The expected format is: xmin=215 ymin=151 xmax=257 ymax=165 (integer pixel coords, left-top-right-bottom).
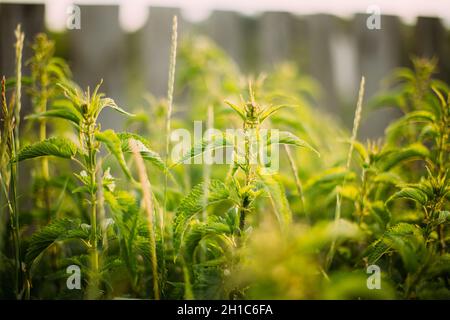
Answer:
xmin=0 ymin=77 xmax=15 ymax=274
xmin=161 ymin=15 xmax=178 ymax=295
xmin=202 ymin=105 xmax=214 ymax=222
xmin=13 ymin=25 xmax=24 ymax=151
xmin=284 ymin=145 xmax=308 ymax=221
xmin=9 ymin=25 xmax=25 ymax=299
xmin=28 ymin=34 xmax=70 ymax=217
xmin=163 ymin=15 xmax=178 ymax=214
xmin=130 ymin=140 xmax=160 ymax=300
xmin=325 ymin=76 xmax=365 ymax=270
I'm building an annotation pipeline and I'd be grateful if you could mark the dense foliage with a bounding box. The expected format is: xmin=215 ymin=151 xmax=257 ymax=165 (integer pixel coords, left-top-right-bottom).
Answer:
xmin=0 ymin=20 xmax=448 ymax=300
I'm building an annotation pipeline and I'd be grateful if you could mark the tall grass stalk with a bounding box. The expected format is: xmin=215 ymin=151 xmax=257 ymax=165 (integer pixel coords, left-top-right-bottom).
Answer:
xmin=163 ymin=15 xmax=178 ymax=214
xmin=10 ymin=25 xmax=25 ymax=299
xmin=284 ymin=145 xmax=308 ymax=222
xmin=130 ymin=141 xmax=160 ymax=300
xmin=202 ymin=104 xmax=214 ymax=222
xmin=325 ymin=76 xmax=365 ymax=270
xmin=0 ymin=77 xmax=13 ymax=267
xmin=13 ymin=25 xmax=24 ymax=151
xmin=162 ymin=15 xmax=178 ymax=296
xmin=96 ymin=163 xmax=108 ymax=251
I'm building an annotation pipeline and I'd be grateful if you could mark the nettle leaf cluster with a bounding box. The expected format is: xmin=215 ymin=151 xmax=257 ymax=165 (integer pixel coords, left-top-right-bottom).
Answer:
xmin=0 ymin=21 xmax=448 ymax=300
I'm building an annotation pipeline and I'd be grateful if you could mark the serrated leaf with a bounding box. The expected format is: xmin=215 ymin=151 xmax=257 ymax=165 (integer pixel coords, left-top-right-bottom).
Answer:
xmin=259 ymin=104 xmax=293 ymax=122
xmin=304 ymin=167 xmax=354 ymax=191
xmin=100 ymin=97 xmax=134 ymax=117
xmin=26 ymin=105 xmax=82 ymax=126
xmin=432 ymin=211 xmax=450 ymax=227
xmin=183 ymin=221 xmax=231 ymax=263
xmin=369 ymin=90 xmax=406 ymax=110
xmin=173 ymin=132 xmax=234 ymax=166
xmin=117 ymin=132 xmax=166 ymax=171
xmin=431 ymin=86 xmax=447 ymax=108
xmin=26 ymin=218 xmax=89 ymax=270
xmin=376 ymin=144 xmax=429 ymax=171
xmin=387 ymin=187 xmax=428 ymax=205
xmin=224 ymin=100 xmax=245 ymax=120
xmin=14 ymin=137 xmax=78 ymax=162
xmin=272 ymin=131 xmax=320 ymax=156
xmin=95 ymin=130 xmax=132 ymax=179
xmin=368 ymin=201 xmax=391 ymax=229
xmin=365 ymin=223 xmax=425 ymax=272
xmin=173 ymin=180 xmax=230 ymax=254
xmin=259 ymin=173 xmax=292 ymax=231
xmin=340 ymin=139 xmax=368 ymax=163
xmin=299 ymin=219 xmax=361 ymax=251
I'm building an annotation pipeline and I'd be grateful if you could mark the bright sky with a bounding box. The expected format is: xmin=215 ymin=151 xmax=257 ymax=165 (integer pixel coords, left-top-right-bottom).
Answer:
xmin=2 ymin=0 xmax=450 ymax=32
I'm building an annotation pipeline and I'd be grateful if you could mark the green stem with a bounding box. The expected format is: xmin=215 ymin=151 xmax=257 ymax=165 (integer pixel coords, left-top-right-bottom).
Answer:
xmin=11 ymin=25 xmax=24 ymax=299
xmin=85 ymin=130 xmax=99 ymax=299
xmin=10 ymin=156 xmax=21 ymax=299
xmin=284 ymin=145 xmax=308 ymax=222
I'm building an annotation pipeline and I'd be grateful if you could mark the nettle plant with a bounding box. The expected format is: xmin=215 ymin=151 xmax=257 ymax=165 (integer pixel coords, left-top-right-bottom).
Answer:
xmin=170 ymin=83 xmax=319 ymax=298
xmin=1 ymin=17 xmax=448 ymax=300
xmin=361 ymin=58 xmax=450 ymax=299
xmin=16 ymin=79 xmax=166 ymax=298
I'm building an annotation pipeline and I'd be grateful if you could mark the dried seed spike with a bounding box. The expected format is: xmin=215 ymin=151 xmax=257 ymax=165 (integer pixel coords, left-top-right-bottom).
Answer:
xmin=346 ymin=76 xmax=365 ymax=169
xmin=165 ymin=14 xmax=178 ymax=163
xmin=130 ymin=139 xmax=160 ymax=300
xmin=1 ymin=76 xmax=7 ymax=116
xmin=14 ymin=23 xmax=24 ymax=149
xmin=248 ymin=79 xmax=256 ymax=105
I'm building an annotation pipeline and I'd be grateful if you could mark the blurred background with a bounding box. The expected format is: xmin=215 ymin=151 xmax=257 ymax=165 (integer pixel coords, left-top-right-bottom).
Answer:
xmin=1 ymin=0 xmax=450 ymax=138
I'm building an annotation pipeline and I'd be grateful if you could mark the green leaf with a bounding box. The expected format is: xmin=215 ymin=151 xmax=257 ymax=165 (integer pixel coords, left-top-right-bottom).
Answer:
xmin=388 ymin=111 xmax=436 ymax=131
xmin=387 ymin=187 xmax=428 ymax=205
xmin=14 ymin=137 xmax=78 ymax=162
xmin=173 ymin=132 xmax=234 ymax=166
xmin=117 ymin=132 xmax=166 ymax=172
xmin=343 ymin=140 xmax=368 ymax=163
xmin=299 ymin=219 xmax=361 ymax=251
xmin=385 ymin=112 xmax=436 ymax=145
xmin=432 ymin=211 xmax=450 ymax=227
xmin=365 ymin=223 xmax=425 ymax=272
xmin=224 ymin=100 xmax=245 ymax=120
xmin=273 ymin=131 xmax=320 ymax=156
xmin=304 ymin=167 xmax=354 ymax=192
xmin=259 ymin=104 xmax=294 ymax=122
xmin=368 ymin=201 xmax=391 ymax=229
xmin=173 ymin=180 xmax=230 ymax=254
xmin=369 ymin=90 xmax=406 ymax=110
xmin=26 ymin=218 xmax=89 ymax=270
xmin=99 ymin=97 xmax=134 ymax=117
xmin=26 ymin=107 xmax=82 ymax=126
xmin=95 ymin=130 xmax=132 ymax=179
xmin=431 ymin=86 xmax=447 ymax=108
xmin=376 ymin=144 xmax=429 ymax=171
xmin=259 ymin=173 xmax=292 ymax=231
xmin=183 ymin=221 xmax=231 ymax=263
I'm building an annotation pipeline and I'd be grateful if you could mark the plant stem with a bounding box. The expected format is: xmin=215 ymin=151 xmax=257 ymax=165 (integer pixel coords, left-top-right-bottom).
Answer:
xmin=326 ymin=76 xmax=365 ymax=271
xmin=85 ymin=128 xmax=99 ymax=299
xmin=161 ymin=15 xmax=177 ymax=296
xmin=130 ymin=141 xmax=160 ymax=300
xmin=11 ymin=25 xmax=24 ymax=299
xmin=284 ymin=145 xmax=308 ymax=222
xmin=163 ymin=15 xmax=178 ymax=216
xmin=14 ymin=25 xmax=24 ymax=151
